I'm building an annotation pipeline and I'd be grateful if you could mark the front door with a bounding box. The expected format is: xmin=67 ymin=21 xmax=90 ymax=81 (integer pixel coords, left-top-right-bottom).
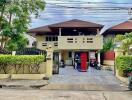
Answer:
xmin=80 ymin=52 xmax=87 ymax=72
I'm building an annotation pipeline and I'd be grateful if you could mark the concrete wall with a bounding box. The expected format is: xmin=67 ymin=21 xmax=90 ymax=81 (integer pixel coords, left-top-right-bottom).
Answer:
xmin=103 ymin=60 xmax=114 ymax=66
xmin=0 ymin=62 xmax=46 ymax=80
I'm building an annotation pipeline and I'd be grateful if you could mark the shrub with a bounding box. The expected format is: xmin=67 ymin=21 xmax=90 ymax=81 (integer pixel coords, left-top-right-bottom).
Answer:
xmin=116 ymin=56 xmax=132 ymax=76
xmin=0 ymin=55 xmax=45 ymax=74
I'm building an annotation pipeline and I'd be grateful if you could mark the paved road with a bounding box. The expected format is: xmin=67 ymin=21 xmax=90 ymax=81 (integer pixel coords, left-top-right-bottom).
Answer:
xmin=0 ymin=89 xmax=132 ymax=100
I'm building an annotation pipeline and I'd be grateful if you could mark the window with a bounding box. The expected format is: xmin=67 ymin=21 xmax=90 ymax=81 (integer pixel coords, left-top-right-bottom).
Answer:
xmin=45 ymin=36 xmax=58 ymax=41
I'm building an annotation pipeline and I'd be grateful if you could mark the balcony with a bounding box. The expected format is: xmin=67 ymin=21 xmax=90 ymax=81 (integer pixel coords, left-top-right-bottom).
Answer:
xmin=37 ymin=41 xmax=58 ymax=50
xmin=58 ymin=35 xmax=103 ymax=50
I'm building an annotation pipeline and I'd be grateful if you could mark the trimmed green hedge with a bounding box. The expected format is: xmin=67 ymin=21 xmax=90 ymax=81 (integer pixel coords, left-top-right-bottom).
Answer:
xmin=0 ymin=55 xmax=45 ymax=74
xmin=116 ymin=56 xmax=132 ymax=76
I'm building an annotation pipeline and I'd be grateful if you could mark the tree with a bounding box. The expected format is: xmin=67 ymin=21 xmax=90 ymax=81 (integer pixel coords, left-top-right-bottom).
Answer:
xmin=6 ymin=34 xmax=28 ymax=51
xmin=0 ymin=0 xmax=45 ymax=49
xmin=114 ymin=32 xmax=132 ymax=55
xmin=103 ymin=37 xmax=114 ymax=52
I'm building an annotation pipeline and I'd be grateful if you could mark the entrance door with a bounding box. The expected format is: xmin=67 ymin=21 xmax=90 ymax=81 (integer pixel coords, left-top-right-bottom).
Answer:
xmin=80 ymin=52 xmax=87 ymax=72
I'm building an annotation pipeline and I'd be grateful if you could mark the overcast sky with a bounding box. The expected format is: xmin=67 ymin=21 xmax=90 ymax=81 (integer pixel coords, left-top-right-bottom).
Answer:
xmin=30 ymin=0 xmax=132 ymax=32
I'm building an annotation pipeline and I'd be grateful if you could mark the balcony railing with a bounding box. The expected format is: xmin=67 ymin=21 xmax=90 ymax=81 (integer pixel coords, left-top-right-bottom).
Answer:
xmin=37 ymin=41 xmax=58 ymax=50
xmin=58 ymin=35 xmax=103 ymax=50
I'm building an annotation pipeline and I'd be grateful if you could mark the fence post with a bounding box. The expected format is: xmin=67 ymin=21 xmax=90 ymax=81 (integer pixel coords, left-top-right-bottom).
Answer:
xmin=12 ymin=51 xmax=16 ymax=55
xmin=46 ymin=45 xmax=53 ymax=77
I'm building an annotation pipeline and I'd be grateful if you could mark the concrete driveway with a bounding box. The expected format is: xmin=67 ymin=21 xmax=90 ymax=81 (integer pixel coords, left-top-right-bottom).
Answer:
xmin=42 ymin=67 xmax=128 ymax=91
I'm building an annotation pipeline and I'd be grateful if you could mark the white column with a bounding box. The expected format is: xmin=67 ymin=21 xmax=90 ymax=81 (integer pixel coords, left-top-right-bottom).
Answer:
xmin=59 ymin=28 xmax=62 ymax=36
xmin=97 ymin=52 xmax=101 ymax=66
xmin=12 ymin=51 xmax=16 ymax=55
xmin=97 ymin=29 xmax=100 ymax=34
xmin=46 ymin=45 xmax=53 ymax=77
xmin=59 ymin=52 xmax=61 ymax=62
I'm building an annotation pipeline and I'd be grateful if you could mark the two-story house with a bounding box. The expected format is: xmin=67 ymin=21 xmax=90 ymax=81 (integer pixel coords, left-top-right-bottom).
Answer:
xmin=28 ymin=19 xmax=103 ymax=67
xmin=102 ymin=18 xmax=132 ymax=66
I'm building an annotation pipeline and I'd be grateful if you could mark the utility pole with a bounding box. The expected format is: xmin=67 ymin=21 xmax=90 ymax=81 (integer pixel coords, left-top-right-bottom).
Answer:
xmin=128 ymin=8 xmax=132 ymax=16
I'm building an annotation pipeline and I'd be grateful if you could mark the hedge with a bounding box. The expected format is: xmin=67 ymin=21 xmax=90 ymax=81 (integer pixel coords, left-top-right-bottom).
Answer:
xmin=0 ymin=55 xmax=45 ymax=74
xmin=116 ymin=55 xmax=132 ymax=76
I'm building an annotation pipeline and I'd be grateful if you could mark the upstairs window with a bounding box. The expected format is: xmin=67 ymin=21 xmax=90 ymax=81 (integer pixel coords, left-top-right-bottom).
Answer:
xmin=45 ymin=36 xmax=58 ymax=41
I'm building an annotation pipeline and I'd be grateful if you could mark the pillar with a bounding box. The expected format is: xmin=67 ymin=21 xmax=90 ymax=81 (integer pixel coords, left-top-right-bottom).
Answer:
xmin=59 ymin=52 xmax=61 ymax=62
xmin=114 ymin=48 xmax=124 ymax=58
xmin=97 ymin=29 xmax=100 ymax=34
xmin=46 ymin=45 xmax=53 ymax=77
xmin=59 ymin=28 xmax=62 ymax=36
xmin=114 ymin=48 xmax=124 ymax=76
xmin=12 ymin=51 xmax=16 ymax=55
xmin=97 ymin=52 xmax=101 ymax=66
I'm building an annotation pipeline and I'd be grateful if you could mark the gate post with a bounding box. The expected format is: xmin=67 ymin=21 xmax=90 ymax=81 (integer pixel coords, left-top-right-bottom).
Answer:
xmin=46 ymin=45 xmax=53 ymax=77
xmin=114 ymin=48 xmax=124 ymax=58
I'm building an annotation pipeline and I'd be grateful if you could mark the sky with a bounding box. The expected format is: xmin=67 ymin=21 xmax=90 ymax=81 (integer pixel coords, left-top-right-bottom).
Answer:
xmin=30 ymin=0 xmax=132 ymax=33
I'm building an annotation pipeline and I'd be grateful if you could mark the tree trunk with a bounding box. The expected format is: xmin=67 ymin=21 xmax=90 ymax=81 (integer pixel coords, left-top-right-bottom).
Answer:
xmin=0 ymin=4 xmax=6 ymax=48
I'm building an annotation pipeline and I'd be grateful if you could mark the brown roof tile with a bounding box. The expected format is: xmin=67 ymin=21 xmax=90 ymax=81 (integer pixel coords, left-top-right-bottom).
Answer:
xmin=28 ymin=26 xmax=51 ymax=33
xmin=28 ymin=19 xmax=103 ymax=33
xmin=49 ymin=19 xmax=103 ymax=28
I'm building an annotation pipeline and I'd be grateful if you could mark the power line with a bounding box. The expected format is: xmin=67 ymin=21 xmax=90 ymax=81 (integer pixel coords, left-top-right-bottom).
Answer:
xmin=46 ymin=1 xmax=132 ymax=4
xmin=47 ymin=3 xmax=131 ymax=10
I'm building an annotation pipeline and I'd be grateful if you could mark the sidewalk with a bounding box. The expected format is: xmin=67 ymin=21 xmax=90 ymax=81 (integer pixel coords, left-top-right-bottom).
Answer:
xmin=0 ymin=80 xmax=49 ymax=89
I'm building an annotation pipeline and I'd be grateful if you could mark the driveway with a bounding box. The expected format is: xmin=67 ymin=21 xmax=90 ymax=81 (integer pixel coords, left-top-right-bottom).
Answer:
xmin=42 ymin=66 xmax=128 ymax=91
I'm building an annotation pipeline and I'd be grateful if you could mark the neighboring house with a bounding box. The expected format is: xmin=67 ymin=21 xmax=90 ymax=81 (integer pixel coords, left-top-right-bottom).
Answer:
xmin=103 ymin=18 xmax=132 ymax=38
xmin=28 ymin=19 xmax=103 ymax=66
xmin=102 ymin=18 xmax=132 ymax=67
xmin=24 ymin=34 xmax=36 ymax=48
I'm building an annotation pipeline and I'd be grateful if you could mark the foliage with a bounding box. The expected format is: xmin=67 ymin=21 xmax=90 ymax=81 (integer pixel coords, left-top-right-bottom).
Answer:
xmin=0 ymin=0 xmax=45 ymax=49
xmin=54 ymin=60 xmax=59 ymax=65
xmin=0 ymin=55 xmax=45 ymax=74
xmin=114 ymin=32 xmax=132 ymax=54
xmin=103 ymin=37 xmax=114 ymax=52
xmin=116 ymin=55 xmax=132 ymax=76
xmin=6 ymin=34 xmax=28 ymax=50
xmin=114 ymin=35 xmax=125 ymax=41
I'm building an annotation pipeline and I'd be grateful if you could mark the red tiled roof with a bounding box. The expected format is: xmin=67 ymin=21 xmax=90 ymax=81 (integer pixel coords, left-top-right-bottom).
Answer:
xmin=110 ymin=21 xmax=132 ymax=30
